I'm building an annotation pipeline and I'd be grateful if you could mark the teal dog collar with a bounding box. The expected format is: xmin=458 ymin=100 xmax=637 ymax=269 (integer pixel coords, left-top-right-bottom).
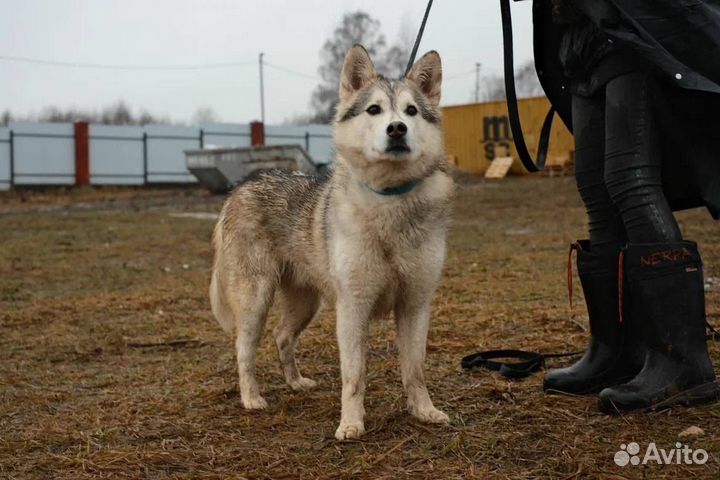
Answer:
xmin=363 ymin=181 xmax=419 ymax=196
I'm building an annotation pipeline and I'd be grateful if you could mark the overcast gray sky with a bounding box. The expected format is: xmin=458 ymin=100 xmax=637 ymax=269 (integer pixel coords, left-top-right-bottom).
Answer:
xmin=1 ymin=0 xmax=534 ymax=125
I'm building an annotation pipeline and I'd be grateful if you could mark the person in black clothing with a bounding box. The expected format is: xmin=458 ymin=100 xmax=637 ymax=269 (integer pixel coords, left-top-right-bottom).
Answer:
xmin=532 ymin=0 xmax=720 ymax=412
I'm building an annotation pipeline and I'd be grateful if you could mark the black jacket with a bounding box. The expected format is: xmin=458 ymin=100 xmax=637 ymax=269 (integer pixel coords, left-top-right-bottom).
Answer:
xmin=532 ymin=0 xmax=720 ymax=218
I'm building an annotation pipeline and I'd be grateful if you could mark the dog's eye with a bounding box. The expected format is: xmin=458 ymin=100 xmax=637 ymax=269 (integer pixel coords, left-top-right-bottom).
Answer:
xmin=406 ymin=105 xmax=418 ymax=116
xmin=366 ymin=105 xmax=381 ymax=115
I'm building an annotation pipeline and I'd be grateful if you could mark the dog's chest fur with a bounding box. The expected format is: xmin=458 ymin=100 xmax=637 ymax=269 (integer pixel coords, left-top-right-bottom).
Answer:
xmin=322 ymin=168 xmax=452 ymax=315
xmin=229 ymin=167 xmax=453 ymax=316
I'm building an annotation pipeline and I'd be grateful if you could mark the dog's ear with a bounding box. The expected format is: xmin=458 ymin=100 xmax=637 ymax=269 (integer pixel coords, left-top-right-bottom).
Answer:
xmin=339 ymin=45 xmax=377 ymax=103
xmin=406 ymin=51 xmax=442 ymax=106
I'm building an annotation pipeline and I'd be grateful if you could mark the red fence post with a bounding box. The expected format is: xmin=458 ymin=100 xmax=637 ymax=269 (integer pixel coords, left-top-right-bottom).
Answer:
xmin=74 ymin=121 xmax=90 ymax=186
xmin=250 ymin=121 xmax=265 ymax=146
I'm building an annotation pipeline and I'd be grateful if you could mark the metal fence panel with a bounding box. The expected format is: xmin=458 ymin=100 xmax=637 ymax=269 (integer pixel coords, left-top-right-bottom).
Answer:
xmin=201 ymin=123 xmax=251 ymax=150
xmin=90 ymin=125 xmax=145 ymax=185
xmin=265 ymin=124 xmax=332 ymax=165
xmin=305 ymin=124 xmax=334 ymax=165
xmin=145 ymin=124 xmax=199 ymax=183
xmin=0 ymin=128 xmax=9 ymax=190
xmin=1 ymin=122 xmax=333 ymax=189
xmin=9 ymin=122 xmax=75 ymax=185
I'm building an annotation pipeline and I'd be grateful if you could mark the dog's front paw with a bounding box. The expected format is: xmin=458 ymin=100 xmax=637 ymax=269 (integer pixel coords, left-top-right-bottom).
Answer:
xmin=288 ymin=377 xmax=317 ymax=391
xmin=334 ymin=421 xmax=365 ymax=440
xmin=241 ymin=395 xmax=268 ymax=410
xmin=411 ymin=406 xmax=450 ymax=424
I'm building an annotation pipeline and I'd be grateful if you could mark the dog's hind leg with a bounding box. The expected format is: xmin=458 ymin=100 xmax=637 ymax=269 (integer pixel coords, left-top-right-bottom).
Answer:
xmin=274 ymin=284 xmax=320 ymax=391
xmin=226 ymin=275 xmax=276 ymax=410
xmin=395 ymin=299 xmax=449 ymax=425
xmin=210 ymin=270 xmax=235 ymax=336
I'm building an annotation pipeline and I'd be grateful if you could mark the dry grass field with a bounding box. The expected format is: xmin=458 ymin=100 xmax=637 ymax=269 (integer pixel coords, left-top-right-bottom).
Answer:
xmin=1 ymin=177 xmax=718 ymax=479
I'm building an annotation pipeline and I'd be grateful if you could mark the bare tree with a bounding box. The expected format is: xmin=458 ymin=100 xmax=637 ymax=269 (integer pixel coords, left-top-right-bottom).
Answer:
xmin=99 ymin=101 xmax=133 ymax=125
xmin=477 ymin=74 xmax=506 ymax=103
xmin=309 ymin=11 xmax=410 ymax=124
xmin=377 ymin=18 xmax=414 ymax=80
xmin=23 ymin=101 xmax=166 ymax=125
xmin=378 ymin=44 xmax=410 ymax=80
xmin=191 ymin=106 xmax=220 ymax=125
xmin=38 ymin=106 xmax=86 ymax=123
xmin=310 ymin=11 xmax=385 ymax=124
xmin=138 ymin=111 xmax=156 ymax=126
xmin=475 ymin=60 xmax=544 ymax=103
xmin=1 ymin=110 xmax=12 ymax=126
xmin=515 ymin=61 xmax=544 ymax=98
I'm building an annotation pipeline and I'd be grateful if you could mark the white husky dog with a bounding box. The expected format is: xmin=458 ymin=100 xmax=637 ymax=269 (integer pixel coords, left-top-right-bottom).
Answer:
xmin=210 ymin=44 xmax=453 ymax=440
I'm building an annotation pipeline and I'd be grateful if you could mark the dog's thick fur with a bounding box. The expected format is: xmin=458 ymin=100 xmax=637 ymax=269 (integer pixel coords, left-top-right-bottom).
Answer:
xmin=210 ymin=45 xmax=454 ymax=440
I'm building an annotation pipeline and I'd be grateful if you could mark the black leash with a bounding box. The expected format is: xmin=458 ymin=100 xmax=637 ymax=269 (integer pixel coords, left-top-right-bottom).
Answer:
xmin=500 ymin=0 xmax=554 ymax=172
xmin=467 ymin=0 xmax=720 ymax=379
xmin=404 ymin=0 xmax=435 ymax=76
xmin=461 ymin=323 xmax=719 ymax=379
xmin=458 ymin=0 xmax=576 ymax=380
xmin=406 ymin=0 xmax=553 ymax=174
xmin=403 ymin=0 xmax=720 ymax=379
xmin=461 ymin=349 xmax=583 ymax=379
xmin=708 ymin=321 xmax=720 ymax=341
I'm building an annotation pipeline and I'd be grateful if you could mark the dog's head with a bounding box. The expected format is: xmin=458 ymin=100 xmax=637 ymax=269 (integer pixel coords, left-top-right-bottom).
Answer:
xmin=333 ymin=45 xmax=444 ymax=188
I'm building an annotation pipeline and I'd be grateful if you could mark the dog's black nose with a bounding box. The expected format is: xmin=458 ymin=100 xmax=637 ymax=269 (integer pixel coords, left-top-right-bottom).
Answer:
xmin=386 ymin=121 xmax=407 ymax=139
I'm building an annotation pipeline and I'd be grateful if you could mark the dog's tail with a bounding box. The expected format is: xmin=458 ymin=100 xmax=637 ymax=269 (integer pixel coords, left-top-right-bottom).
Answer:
xmin=209 ymin=212 xmax=235 ymax=336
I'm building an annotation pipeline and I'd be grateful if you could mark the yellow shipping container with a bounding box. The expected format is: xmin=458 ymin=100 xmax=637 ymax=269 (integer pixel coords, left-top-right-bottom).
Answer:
xmin=442 ymin=96 xmax=574 ymax=175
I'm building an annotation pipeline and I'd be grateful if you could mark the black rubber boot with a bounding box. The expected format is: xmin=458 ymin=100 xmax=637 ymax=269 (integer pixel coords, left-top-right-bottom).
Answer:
xmin=598 ymin=241 xmax=719 ymax=413
xmin=544 ymin=241 xmax=644 ymax=395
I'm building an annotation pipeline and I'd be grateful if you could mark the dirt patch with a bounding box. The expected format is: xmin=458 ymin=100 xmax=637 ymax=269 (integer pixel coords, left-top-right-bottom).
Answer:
xmin=0 ymin=185 xmax=223 ymax=217
xmin=1 ymin=177 xmax=718 ymax=479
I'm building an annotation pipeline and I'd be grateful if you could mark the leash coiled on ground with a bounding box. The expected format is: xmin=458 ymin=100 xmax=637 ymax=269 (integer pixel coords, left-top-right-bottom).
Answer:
xmin=461 ymin=349 xmax=583 ymax=379
xmin=461 ymin=327 xmax=719 ymax=379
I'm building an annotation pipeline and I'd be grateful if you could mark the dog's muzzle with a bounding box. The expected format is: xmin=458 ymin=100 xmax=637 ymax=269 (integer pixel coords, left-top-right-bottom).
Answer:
xmin=386 ymin=138 xmax=411 ymax=155
xmin=385 ymin=121 xmax=411 ymax=155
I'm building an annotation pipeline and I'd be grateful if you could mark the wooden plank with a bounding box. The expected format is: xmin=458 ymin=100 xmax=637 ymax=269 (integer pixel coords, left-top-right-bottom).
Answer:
xmin=484 ymin=156 xmax=514 ymax=178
